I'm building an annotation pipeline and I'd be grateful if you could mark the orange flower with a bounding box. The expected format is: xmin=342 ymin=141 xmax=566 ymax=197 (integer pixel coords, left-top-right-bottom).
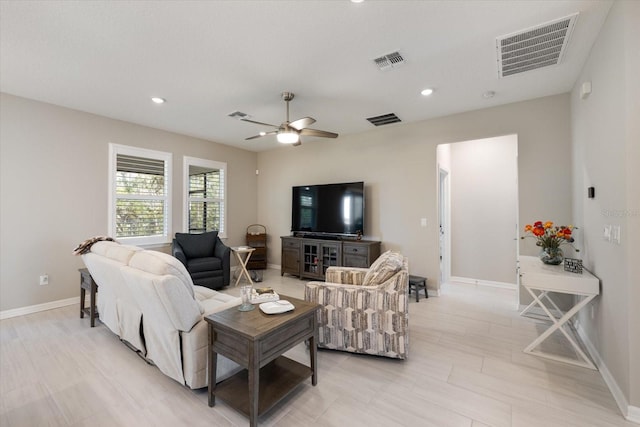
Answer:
xmin=544 ymin=221 xmax=553 ymax=229
xmin=532 ymin=227 xmax=545 ymax=236
xmin=524 ymin=224 xmax=533 ymax=232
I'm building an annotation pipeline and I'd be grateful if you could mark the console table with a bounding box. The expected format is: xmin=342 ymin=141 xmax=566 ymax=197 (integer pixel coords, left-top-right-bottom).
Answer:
xmin=206 ymin=295 xmax=320 ymax=427
xmin=519 ymin=256 xmax=599 ymax=369
xmin=281 ymin=236 xmax=381 ymax=280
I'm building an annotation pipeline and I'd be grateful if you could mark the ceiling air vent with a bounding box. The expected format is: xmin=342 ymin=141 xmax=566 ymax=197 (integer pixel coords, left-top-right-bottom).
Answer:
xmin=366 ymin=113 xmax=401 ymax=126
xmin=228 ymin=111 xmax=249 ymax=119
xmin=373 ymin=51 xmax=405 ymax=71
xmin=496 ymin=13 xmax=578 ymax=78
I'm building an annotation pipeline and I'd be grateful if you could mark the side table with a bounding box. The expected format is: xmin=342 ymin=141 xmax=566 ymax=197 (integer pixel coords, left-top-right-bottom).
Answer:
xmin=206 ymin=295 xmax=320 ymax=427
xmin=79 ymin=268 xmax=98 ymax=327
xmin=231 ymin=246 xmax=256 ymax=287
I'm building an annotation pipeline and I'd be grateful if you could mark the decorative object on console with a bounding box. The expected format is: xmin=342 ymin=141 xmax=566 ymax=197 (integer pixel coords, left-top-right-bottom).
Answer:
xmin=564 ymin=258 xmax=583 ymax=274
xmin=521 ymin=221 xmax=578 ymax=265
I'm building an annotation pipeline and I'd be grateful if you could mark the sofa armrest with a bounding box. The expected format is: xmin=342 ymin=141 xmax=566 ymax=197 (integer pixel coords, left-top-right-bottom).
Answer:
xmin=325 ymin=266 xmax=368 ymax=285
xmin=213 ymin=237 xmax=231 ymax=286
xmin=172 ymin=239 xmax=187 ymax=266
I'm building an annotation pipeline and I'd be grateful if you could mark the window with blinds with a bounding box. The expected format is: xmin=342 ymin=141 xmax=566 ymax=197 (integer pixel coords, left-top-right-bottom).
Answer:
xmin=109 ymin=144 xmax=172 ymax=245
xmin=185 ymin=159 xmax=226 ymax=235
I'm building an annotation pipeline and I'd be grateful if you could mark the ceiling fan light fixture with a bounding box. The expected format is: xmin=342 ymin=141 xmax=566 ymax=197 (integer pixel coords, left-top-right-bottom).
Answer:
xmin=277 ymin=131 xmax=299 ymax=144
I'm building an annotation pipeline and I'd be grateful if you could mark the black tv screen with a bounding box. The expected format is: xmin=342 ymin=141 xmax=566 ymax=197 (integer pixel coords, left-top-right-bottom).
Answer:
xmin=291 ymin=182 xmax=364 ymax=236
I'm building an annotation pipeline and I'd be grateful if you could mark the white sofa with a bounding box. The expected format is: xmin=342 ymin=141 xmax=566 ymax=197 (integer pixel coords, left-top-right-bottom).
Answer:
xmin=82 ymin=240 xmax=241 ymax=388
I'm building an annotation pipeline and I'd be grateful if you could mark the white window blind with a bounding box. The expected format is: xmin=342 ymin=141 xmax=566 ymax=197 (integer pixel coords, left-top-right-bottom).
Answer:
xmin=109 ymin=144 xmax=172 ymax=245
xmin=183 ymin=157 xmax=226 ymax=237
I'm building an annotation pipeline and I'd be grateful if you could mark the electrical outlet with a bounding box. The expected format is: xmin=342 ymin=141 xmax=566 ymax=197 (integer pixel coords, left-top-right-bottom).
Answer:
xmin=603 ymin=224 xmax=611 ymax=242
xmin=39 ymin=274 xmax=49 ymax=286
xmin=420 ymin=218 xmax=427 ymax=227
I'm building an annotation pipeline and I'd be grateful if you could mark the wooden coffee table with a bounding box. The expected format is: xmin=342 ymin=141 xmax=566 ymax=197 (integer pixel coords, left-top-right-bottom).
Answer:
xmin=205 ymin=295 xmax=320 ymax=426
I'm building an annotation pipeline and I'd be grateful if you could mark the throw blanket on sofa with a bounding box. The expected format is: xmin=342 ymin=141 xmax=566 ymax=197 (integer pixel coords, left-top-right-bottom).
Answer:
xmin=72 ymin=236 xmax=115 ymax=255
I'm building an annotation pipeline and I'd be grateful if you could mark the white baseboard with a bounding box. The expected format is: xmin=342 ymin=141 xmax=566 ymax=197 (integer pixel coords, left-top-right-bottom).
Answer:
xmin=450 ymin=276 xmax=516 ymax=290
xmin=575 ymin=320 xmax=640 ymax=424
xmin=0 ymin=296 xmax=81 ymax=320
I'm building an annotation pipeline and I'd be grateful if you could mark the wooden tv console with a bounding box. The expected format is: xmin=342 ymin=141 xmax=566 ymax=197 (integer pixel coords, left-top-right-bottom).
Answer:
xmin=281 ymin=236 xmax=381 ymax=280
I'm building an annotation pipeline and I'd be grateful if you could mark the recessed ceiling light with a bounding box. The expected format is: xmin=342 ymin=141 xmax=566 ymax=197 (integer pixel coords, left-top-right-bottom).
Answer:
xmin=259 ymin=132 xmax=266 ymax=136
xmin=482 ymin=91 xmax=496 ymax=99
xmin=151 ymin=97 xmax=166 ymax=104
xmin=421 ymin=88 xmax=434 ymax=96
xmin=351 ymin=0 xmax=365 ymax=3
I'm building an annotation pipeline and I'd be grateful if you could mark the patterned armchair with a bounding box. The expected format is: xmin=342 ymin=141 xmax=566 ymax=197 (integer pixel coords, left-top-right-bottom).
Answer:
xmin=304 ymin=251 xmax=409 ymax=359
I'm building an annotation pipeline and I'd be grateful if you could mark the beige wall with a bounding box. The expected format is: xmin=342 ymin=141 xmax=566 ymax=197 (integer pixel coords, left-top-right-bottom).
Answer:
xmin=0 ymin=93 xmax=258 ymax=312
xmin=449 ymin=135 xmax=518 ymax=284
xmin=571 ymin=0 xmax=639 ymax=409
xmin=257 ymin=93 xmax=572 ymax=293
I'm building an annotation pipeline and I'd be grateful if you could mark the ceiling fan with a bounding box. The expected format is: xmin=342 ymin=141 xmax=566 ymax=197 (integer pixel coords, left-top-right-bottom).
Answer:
xmin=241 ymin=92 xmax=338 ymax=146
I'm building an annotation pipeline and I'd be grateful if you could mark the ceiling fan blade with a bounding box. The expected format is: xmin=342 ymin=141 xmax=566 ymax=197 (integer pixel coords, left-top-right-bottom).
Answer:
xmin=245 ymin=131 xmax=277 ymax=140
xmin=240 ymin=118 xmax=279 ymax=128
xmin=300 ymin=128 xmax=338 ymax=138
xmin=289 ymin=117 xmax=316 ymax=130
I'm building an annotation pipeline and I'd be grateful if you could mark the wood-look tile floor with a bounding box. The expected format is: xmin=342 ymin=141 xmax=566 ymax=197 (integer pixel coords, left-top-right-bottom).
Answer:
xmin=0 ymin=270 xmax=633 ymax=426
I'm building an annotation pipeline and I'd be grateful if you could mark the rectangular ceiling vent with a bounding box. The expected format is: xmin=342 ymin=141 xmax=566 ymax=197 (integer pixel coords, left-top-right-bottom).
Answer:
xmin=366 ymin=113 xmax=401 ymax=126
xmin=228 ymin=111 xmax=249 ymax=119
xmin=373 ymin=51 xmax=405 ymax=71
xmin=496 ymin=13 xmax=578 ymax=78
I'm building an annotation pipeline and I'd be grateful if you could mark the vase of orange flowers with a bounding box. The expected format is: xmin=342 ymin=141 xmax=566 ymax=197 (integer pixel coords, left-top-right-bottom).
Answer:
xmin=522 ymin=221 xmax=578 ymax=265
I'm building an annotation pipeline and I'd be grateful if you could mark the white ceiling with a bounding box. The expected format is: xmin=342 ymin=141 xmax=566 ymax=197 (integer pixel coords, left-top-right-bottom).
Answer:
xmin=0 ymin=1 xmax=612 ymax=152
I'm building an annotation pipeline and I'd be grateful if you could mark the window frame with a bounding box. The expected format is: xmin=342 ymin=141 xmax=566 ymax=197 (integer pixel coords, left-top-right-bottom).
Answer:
xmin=182 ymin=156 xmax=227 ymax=238
xmin=108 ymin=143 xmax=172 ymax=246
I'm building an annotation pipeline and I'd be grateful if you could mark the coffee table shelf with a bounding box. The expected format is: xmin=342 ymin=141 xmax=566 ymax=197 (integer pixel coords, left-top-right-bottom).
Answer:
xmin=215 ymin=356 xmax=312 ymax=417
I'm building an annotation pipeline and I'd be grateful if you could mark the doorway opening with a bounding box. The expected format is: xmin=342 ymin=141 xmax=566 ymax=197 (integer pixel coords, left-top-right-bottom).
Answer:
xmin=437 ymin=135 xmax=519 ymax=304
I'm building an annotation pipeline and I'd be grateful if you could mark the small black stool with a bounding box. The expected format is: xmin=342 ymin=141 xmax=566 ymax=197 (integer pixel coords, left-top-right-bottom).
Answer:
xmin=408 ymin=275 xmax=428 ymax=302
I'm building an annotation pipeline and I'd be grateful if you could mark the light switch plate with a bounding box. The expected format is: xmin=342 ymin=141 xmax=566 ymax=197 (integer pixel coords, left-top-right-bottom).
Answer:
xmin=420 ymin=218 xmax=427 ymax=227
xmin=603 ymin=224 xmax=611 ymax=242
xmin=612 ymin=225 xmax=621 ymax=244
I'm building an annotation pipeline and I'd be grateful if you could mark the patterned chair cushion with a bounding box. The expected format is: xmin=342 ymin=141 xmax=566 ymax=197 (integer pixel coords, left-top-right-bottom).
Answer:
xmin=362 ymin=250 xmax=404 ymax=286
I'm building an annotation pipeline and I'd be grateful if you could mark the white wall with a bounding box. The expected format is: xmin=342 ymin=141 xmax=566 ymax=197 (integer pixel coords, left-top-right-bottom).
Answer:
xmin=570 ymin=0 xmax=640 ymax=411
xmin=0 ymin=93 xmax=258 ymax=312
xmin=257 ymin=94 xmax=573 ymax=293
xmin=448 ymin=135 xmax=518 ymax=285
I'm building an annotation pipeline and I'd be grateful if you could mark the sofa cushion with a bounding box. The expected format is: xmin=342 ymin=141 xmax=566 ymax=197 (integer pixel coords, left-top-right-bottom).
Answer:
xmin=90 ymin=240 xmax=120 ymax=257
xmin=187 ymin=257 xmax=222 ymax=274
xmin=363 ymin=250 xmax=404 ymax=286
xmin=129 ymin=250 xmax=195 ymax=298
xmin=106 ymin=244 xmax=142 ymax=264
xmin=175 ymin=231 xmax=218 ymax=259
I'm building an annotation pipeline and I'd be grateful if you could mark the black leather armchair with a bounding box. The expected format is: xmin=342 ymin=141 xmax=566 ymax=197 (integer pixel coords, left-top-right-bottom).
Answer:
xmin=171 ymin=231 xmax=230 ymax=290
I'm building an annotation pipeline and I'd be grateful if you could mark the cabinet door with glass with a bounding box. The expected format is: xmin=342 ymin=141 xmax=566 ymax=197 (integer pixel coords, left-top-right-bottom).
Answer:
xmin=320 ymin=242 xmax=341 ymax=276
xmin=301 ymin=240 xmax=322 ymax=279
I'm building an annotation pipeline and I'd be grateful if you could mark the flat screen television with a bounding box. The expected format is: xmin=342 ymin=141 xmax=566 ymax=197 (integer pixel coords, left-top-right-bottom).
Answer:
xmin=291 ymin=181 xmax=364 ymax=237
